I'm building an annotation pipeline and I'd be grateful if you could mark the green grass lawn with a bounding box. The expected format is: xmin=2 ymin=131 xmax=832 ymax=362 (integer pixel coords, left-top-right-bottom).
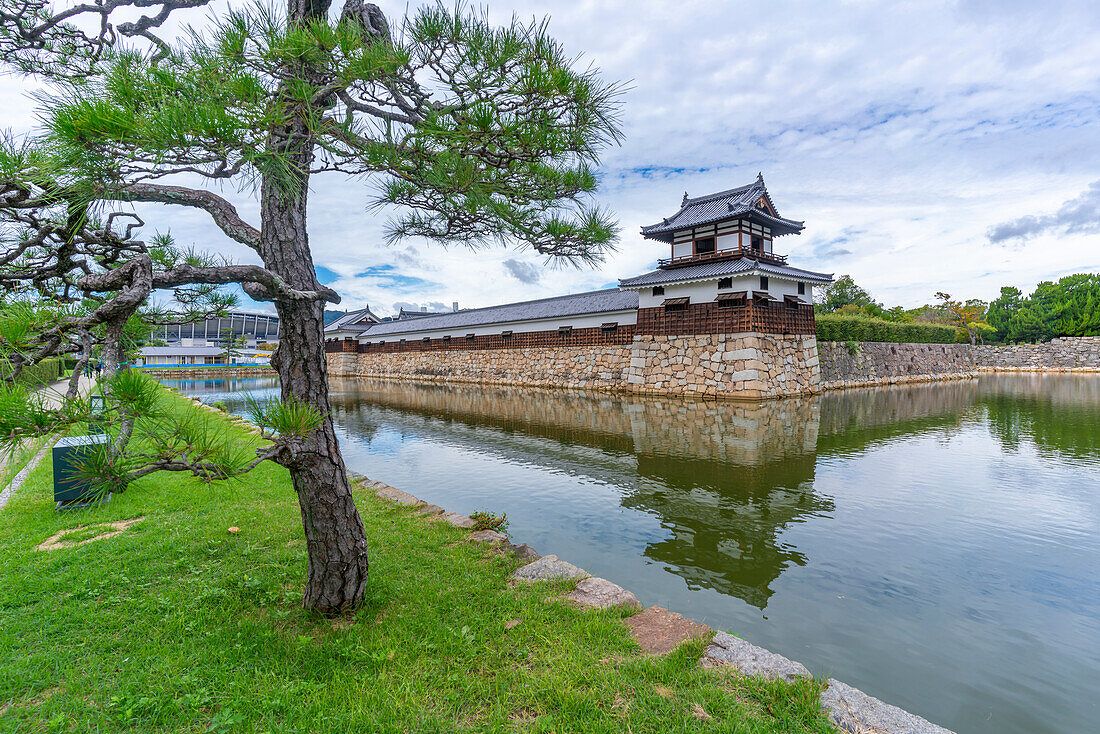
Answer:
xmin=0 ymin=389 xmax=835 ymax=733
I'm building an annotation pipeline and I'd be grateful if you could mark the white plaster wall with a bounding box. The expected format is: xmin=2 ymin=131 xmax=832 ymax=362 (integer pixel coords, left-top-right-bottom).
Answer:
xmin=634 ymin=272 xmax=817 ymax=308
xmin=637 ymin=280 xmax=720 ymax=308
xmin=762 ymin=277 xmax=797 ymax=300
xmin=357 ymin=309 xmax=638 ymax=343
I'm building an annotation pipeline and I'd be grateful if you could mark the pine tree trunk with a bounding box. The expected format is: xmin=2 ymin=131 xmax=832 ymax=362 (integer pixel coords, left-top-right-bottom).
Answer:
xmin=259 ymin=178 xmax=370 ymax=614
xmin=257 ymin=0 xmax=369 ymax=612
xmin=100 ymin=317 xmax=125 ymax=379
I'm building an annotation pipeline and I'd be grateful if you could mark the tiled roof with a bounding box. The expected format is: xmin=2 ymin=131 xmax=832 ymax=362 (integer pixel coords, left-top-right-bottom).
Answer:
xmin=619 ymin=258 xmax=833 ymax=288
xmin=397 ymin=308 xmax=453 ymax=320
xmin=357 ymin=289 xmax=638 ymax=338
xmin=325 ymin=306 xmax=381 ymax=333
xmin=641 ymin=174 xmax=804 ymax=239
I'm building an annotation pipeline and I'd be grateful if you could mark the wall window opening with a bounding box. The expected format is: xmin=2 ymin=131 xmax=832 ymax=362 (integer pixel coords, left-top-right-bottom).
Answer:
xmin=662 ymin=297 xmax=689 ymax=313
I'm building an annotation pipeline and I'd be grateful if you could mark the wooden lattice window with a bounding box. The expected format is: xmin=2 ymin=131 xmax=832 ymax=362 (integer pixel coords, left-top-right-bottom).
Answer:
xmin=663 ymin=296 xmax=689 ymax=312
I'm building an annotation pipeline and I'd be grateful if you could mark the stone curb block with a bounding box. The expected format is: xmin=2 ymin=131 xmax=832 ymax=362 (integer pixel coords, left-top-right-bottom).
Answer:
xmin=821 ymin=679 xmax=954 ymax=734
xmin=469 ymin=529 xmax=507 ymax=544
xmin=624 ymin=606 xmax=711 ymax=655
xmin=702 ymin=631 xmax=810 ymax=682
xmin=441 ymin=511 xmax=477 ymax=529
xmin=507 ymin=542 xmax=540 ymax=561
xmin=564 ymin=576 xmax=641 ymax=611
xmin=375 ymin=486 xmax=424 ymax=506
xmin=510 ymin=554 xmax=588 ymax=582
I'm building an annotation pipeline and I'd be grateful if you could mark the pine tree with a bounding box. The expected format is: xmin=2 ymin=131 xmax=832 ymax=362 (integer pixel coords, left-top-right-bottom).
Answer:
xmin=2 ymin=0 xmax=623 ymax=614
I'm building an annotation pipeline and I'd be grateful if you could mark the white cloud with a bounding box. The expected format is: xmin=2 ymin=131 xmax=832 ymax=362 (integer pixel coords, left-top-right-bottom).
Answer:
xmin=5 ymin=0 xmax=1099 ymax=313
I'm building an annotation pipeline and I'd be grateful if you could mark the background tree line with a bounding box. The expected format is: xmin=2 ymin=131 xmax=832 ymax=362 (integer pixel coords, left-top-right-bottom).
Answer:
xmin=815 ymin=272 xmax=1100 ymax=344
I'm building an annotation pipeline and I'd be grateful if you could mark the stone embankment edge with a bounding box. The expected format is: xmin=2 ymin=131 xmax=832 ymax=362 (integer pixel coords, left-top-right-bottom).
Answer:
xmin=142 ymin=367 xmax=275 ymax=378
xmin=345 ymin=467 xmax=957 ymax=734
xmin=339 ymin=365 xmax=987 ymax=397
xmin=819 ymin=371 xmax=980 ymax=391
xmin=976 ymin=366 xmax=1100 ymax=373
xmin=336 ymin=369 xmax=822 ymax=400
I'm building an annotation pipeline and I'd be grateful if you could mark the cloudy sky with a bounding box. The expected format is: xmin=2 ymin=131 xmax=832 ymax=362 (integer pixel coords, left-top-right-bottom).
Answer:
xmin=5 ymin=0 xmax=1099 ymax=316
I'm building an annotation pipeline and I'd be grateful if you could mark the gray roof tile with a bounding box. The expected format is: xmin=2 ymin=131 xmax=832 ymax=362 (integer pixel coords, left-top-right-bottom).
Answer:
xmin=325 ymin=306 xmax=381 ymax=333
xmin=357 ymin=289 xmax=638 ymax=338
xmin=641 ymin=175 xmax=804 ymax=238
xmin=619 ymin=258 xmax=833 ymax=288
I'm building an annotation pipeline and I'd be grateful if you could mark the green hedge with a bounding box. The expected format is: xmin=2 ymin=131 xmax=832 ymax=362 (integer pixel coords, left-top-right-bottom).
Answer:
xmin=2 ymin=357 xmax=62 ymax=387
xmin=816 ymin=314 xmax=957 ymax=343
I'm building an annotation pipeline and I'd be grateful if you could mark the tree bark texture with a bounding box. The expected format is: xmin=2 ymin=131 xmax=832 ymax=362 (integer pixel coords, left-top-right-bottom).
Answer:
xmin=257 ymin=0 xmax=369 ymax=615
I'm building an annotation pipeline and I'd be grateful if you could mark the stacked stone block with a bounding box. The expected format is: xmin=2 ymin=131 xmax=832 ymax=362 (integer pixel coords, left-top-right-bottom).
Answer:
xmin=974 ymin=336 xmax=1100 ymax=372
xmin=329 ymin=332 xmax=820 ymax=399
xmin=817 ymin=342 xmax=977 ymax=390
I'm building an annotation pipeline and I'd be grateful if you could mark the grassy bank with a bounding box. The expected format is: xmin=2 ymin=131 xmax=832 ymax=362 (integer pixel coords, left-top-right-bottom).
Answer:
xmin=0 ymin=387 xmax=834 ymax=733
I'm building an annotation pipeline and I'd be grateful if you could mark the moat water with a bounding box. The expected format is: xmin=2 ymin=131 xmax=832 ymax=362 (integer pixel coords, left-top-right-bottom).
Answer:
xmin=163 ymin=373 xmax=1100 ymax=734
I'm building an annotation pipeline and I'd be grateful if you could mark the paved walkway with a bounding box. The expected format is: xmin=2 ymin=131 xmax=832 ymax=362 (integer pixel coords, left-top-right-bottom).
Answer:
xmin=36 ymin=375 xmax=98 ymax=409
xmin=0 ymin=375 xmax=99 ymax=512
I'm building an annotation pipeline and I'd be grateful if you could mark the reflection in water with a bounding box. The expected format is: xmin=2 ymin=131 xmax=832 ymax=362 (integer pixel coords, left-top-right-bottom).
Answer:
xmin=172 ymin=373 xmax=1100 ymax=734
xmin=331 ymin=381 xmax=832 ymax=609
xmin=977 ymin=374 xmax=1100 ymax=463
xmin=623 ymin=399 xmax=827 ymax=609
xmin=162 ymin=376 xmax=281 ymax=398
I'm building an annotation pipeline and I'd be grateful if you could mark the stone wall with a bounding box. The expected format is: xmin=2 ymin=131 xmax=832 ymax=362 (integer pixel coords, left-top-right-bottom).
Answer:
xmin=817 ymin=341 xmax=977 ymax=390
xmin=625 ymin=333 xmax=818 ymax=398
xmin=328 ymin=343 xmax=633 ymax=391
xmin=975 ymin=336 xmax=1100 ymax=372
xmin=327 ymin=336 xmax=1100 ymax=398
xmin=328 ymin=332 xmax=819 ymax=399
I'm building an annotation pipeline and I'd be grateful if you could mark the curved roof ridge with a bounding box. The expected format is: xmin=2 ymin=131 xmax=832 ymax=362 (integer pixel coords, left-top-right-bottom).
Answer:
xmin=641 ymin=175 xmax=802 ymax=238
xmin=683 ymin=180 xmax=759 ymax=207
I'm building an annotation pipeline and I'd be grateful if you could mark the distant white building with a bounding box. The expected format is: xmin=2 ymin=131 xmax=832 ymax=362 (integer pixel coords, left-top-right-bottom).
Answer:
xmin=136 ymin=345 xmax=272 ymax=367
xmin=152 ymin=309 xmax=282 ymax=348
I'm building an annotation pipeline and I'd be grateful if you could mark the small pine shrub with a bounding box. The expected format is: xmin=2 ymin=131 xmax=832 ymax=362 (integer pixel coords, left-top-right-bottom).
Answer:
xmin=469 ymin=511 xmax=509 ymax=535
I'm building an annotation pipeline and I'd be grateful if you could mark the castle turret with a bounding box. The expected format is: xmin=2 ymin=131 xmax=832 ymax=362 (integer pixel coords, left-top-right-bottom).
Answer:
xmin=621 ymin=175 xmax=832 ymax=335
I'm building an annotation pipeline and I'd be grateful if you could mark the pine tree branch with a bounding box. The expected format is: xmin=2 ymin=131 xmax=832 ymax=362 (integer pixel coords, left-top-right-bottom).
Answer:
xmin=153 ymin=263 xmax=340 ymax=304
xmin=113 ymin=183 xmax=261 ymax=250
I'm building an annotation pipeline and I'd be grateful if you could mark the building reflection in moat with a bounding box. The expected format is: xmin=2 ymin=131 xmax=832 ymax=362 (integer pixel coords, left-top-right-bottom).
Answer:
xmin=326 ymin=377 xmax=986 ymax=609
